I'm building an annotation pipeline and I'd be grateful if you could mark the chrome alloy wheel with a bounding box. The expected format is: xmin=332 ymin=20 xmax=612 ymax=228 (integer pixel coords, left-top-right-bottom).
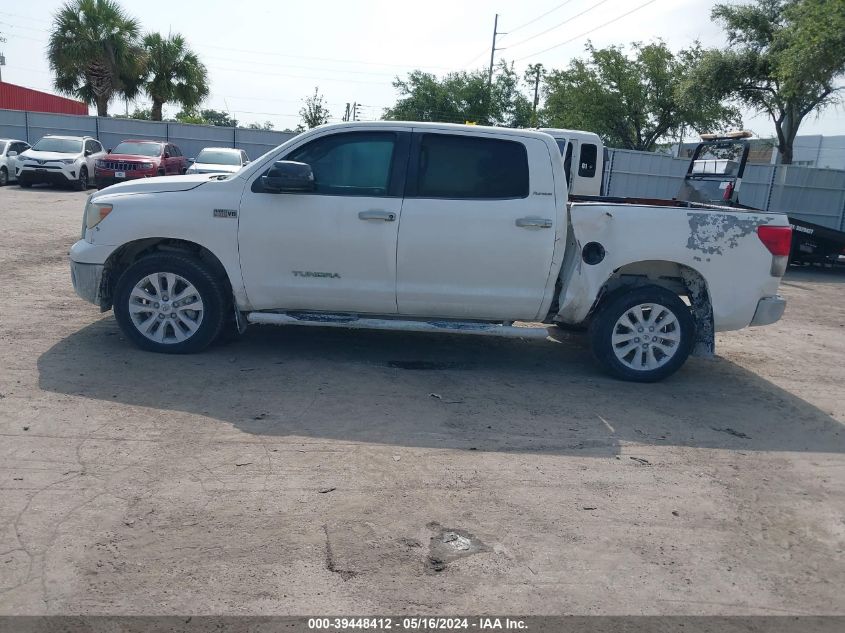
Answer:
xmin=128 ymin=272 xmax=204 ymax=344
xmin=611 ymin=302 xmax=681 ymax=371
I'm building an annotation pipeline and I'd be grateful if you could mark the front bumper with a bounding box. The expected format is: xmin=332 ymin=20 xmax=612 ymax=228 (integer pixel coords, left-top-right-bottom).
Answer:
xmin=95 ymin=169 xmax=158 ymax=189
xmin=750 ymin=295 xmax=786 ymax=327
xmin=18 ymin=167 xmax=76 ymax=186
xmin=70 ymin=259 xmax=106 ymax=308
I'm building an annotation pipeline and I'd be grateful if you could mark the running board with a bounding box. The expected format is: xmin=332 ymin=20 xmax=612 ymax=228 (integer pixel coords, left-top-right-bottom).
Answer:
xmin=246 ymin=312 xmax=550 ymax=339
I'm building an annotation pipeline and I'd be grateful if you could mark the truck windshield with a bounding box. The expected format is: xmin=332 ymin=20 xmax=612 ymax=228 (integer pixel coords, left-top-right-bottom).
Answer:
xmin=112 ymin=142 xmax=162 ymax=157
xmin=196 ymin=150 xmax=240 ymax=165
xmin=33 ymin=138 xmax=82 ymax=153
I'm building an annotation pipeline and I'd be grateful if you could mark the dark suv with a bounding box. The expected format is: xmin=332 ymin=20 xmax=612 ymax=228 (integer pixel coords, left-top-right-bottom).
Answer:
xmin=95 ymin=140 xmax=187 ymax=189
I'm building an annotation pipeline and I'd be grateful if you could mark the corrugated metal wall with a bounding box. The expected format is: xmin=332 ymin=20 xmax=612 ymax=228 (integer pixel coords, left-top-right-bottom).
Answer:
xmin=0 ymin=83 xmax=88 ymax=115
xmin=604 ymin=147 xmax=845 ymax=232
xmin=2 ymin=107 xmax=843 ymax=233
xmin=0 ymin=108 xmax=297 ymax=162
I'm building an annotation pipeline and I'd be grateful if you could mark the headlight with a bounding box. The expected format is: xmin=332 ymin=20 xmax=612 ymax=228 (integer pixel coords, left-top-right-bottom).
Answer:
xmin=141 ymin=162 xmax=154 ymax=169
xmin=60 ymin=158 xmax=76 ymax=164
xmin=84 ymin=197 xmax=113 ymax=230
xmin=95 ymin=160 xmax=106 ymax=168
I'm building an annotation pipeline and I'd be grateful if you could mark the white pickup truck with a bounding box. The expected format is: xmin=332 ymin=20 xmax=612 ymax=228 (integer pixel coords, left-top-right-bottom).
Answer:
xmin=69 ymin=122 xmax=791 ymax=381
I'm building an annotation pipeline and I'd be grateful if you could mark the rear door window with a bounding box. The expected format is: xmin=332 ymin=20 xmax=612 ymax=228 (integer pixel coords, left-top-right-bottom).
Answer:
xmin=414 ymin=133 xmax=529 ymax=199
xmin=578 ymin=143 xmax=597 ymax=178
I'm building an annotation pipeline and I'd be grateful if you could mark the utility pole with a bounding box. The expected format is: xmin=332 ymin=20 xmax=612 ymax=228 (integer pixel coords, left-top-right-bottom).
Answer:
xmin=487 ymin=14 xmax=501 ymax=89
xmin=486 ymin=14 xmax=504 ymax=124
xmin=352 ymin=102 xmax=359 ymax=121
xmin=0 ymin=32 xmax=7 ymax=83
xmin=343 ymin=103 xmax=351 ymax=122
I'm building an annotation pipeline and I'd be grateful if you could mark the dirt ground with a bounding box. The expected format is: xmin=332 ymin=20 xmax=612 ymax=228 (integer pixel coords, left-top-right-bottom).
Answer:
xmin=0 ymin=185 xmax=843 ymax=616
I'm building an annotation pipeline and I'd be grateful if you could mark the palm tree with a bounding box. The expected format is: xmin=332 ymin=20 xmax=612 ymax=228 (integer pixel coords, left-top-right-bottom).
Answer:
xmin=143 ymin=33 xmax=209 ymax=121
xmin=48 ymin=0 xmax=145 ymax=116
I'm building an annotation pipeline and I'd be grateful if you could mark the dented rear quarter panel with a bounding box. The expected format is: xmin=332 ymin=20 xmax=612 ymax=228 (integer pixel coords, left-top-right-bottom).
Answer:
xmin=556 ymin=203 xmax=790 ymax=331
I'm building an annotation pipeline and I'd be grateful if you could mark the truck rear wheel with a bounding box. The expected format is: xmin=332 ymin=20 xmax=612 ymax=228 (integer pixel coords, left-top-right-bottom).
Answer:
xmin=113 ymin=254 xmax=228 ymax=354
xmin=589 ymin=286 xmax=694 ymax=382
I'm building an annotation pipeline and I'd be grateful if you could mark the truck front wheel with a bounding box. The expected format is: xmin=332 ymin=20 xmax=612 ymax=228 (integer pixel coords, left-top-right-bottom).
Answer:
xmin=113 ymin=254 xmax=228 ymax=354
xmin=589 ymin=286 xmax=694 ymax=382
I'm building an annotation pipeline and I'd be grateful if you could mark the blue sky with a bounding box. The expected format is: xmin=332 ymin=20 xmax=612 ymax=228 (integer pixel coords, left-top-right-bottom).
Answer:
xmin=1 ymin=0 xmax=843 ymax=138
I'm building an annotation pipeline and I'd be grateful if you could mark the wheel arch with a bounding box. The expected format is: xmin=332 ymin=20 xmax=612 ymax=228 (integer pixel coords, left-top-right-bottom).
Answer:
xmin=99 ymin=238 xmax=232 ymax=311
xmin=588 ymin=259 xmax=714 ymax=357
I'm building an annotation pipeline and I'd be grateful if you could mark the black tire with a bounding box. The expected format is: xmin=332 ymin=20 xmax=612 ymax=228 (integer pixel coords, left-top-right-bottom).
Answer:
xmin=0 ymin=167 xmax=8 ymax=187
xmin=589 ymin=285 xmax=694 ymax=382
xmin=19 ymin=179 xmax=32 ymax=188
xmin=75 ymin=167 xmax=89 ymax=191
xmin=113 ymin=253 xmax=229 ymax=354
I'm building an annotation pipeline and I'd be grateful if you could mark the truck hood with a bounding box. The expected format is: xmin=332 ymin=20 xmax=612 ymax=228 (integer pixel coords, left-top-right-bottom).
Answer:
xmin=92 ymin=173 xmax=224 ymax=197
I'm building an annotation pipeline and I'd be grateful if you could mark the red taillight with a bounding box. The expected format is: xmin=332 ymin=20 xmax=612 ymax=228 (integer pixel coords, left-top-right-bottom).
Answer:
xmin=757 ymin=225 xmax=792 ymax=257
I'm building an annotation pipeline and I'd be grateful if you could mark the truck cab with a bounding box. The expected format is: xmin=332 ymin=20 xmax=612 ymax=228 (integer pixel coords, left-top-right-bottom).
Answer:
xmin=539 ymin=128 xmax=604 ymax=197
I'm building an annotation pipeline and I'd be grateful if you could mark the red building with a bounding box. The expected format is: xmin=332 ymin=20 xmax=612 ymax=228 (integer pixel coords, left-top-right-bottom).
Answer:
xmin=0 ymin=82 xmax=88 ymax=115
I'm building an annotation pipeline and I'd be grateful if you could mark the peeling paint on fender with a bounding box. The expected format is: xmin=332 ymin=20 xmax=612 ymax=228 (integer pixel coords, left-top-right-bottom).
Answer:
xmin=686 ymin=213 xmax=774 ymax=255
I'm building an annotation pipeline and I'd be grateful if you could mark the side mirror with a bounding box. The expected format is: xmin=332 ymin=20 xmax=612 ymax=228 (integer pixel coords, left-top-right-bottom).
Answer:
xmin=84 ymin=149 xmax=92 ymax=157
xmin=163 ymin=152 xmax=171 ymax=159
xmin=261 ymin=161 xmax=315 ymax=193
xmin=107 ymin=148 xmax=112 ymax=154
xmin=6 ymin=151 xmax=17 ymax=157
xmin=189 ymin=157 xmax=196 ymax=163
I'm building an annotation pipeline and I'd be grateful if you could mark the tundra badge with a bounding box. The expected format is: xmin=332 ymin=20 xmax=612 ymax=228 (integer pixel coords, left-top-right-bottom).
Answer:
xmin=213 ymin=209 xmax=238 ymax=218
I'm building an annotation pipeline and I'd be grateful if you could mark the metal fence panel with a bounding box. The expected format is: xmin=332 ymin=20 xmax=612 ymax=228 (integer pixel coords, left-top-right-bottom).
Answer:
xmin=0 ymin=108 xmax=297 ymax=164
xmin=97 ymin=117 xmax=168 ymax=151
xmin=605 ymin=149 xmax=688 ymax=199
xmin=769 ymin=166 xmax=845 ymax=230
xmin=26 ymin=111 xmax=96 ymax=144
xmin=737 ymin=164 xmax=774 ymax=211
xmin=0 ymin=109 xmax=27 ymax=141
xmin=234 ymin=127 xmax=297 ymax=162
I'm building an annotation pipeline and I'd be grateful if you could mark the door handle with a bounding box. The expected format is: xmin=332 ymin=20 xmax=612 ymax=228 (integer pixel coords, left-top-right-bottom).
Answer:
xmin=358 ymin=210 xmax=396 ymax=222
xmin=515 ymin=217 xmax=553 ymax=229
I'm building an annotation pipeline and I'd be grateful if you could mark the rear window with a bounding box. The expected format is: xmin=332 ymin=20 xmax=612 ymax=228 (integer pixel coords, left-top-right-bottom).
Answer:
xmin=578 ymin=143 xmax=597 ymax=178
xmin=197 ymin=149 xmax=241 ymax=165
xmin=416 ymin=134 xmax=529 ymax=199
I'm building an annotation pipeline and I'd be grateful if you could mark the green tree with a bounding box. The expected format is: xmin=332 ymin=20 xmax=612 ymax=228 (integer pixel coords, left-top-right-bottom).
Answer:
xmin=112 ymin=106 xmax=153 ymax=120
xmin=143 ymin=32 xmax=209 ymax=121
xmin=542 ymin=41 xmax=741 ymax=151
xmin=696 ymin=0 xmax=845 ymax=164
xmin=298 ymin=87 xmax=332 ymax=131
xmin=247 ymin=121 xmax=275 ymax=130
xmin=524 ymin=63 xmax=546 ymax=128
xmin=174 ymin=109 xmax=206 ymax=125
xmin=384 ymin=61 xmax=532 ymax=127
xmin=48 ymin=0 xmax=146 ymax=116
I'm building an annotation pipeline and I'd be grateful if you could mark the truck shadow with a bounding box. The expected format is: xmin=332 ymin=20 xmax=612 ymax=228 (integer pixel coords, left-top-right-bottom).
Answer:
xmin=37 ymin=317 xmax=845 ymax=457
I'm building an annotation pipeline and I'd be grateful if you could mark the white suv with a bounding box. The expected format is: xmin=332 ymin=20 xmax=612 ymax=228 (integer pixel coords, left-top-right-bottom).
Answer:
xmin=17 ymin=135 xmax=106 ymax=190
xmin=0 ymin=139 xmax=31 ymax=186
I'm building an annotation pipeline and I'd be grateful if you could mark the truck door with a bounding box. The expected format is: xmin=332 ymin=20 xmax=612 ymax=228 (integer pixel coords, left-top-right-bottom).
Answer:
xmin=396 ymin=131 xmax=557 ymax=321
xmin=238 ymin=130 xmax=410 ymax=313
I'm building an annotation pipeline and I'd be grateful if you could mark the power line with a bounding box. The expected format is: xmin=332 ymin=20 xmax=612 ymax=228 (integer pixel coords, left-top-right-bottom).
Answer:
xmin=0 ymin=16 xmax=450 ymax=73
xmin=499 ymin=1 xmax=578 ymax=38
xmin=516 ymin=0 xmax=661 ymax=60
xmin=503 ymin=0 xmax=611 ymax=51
